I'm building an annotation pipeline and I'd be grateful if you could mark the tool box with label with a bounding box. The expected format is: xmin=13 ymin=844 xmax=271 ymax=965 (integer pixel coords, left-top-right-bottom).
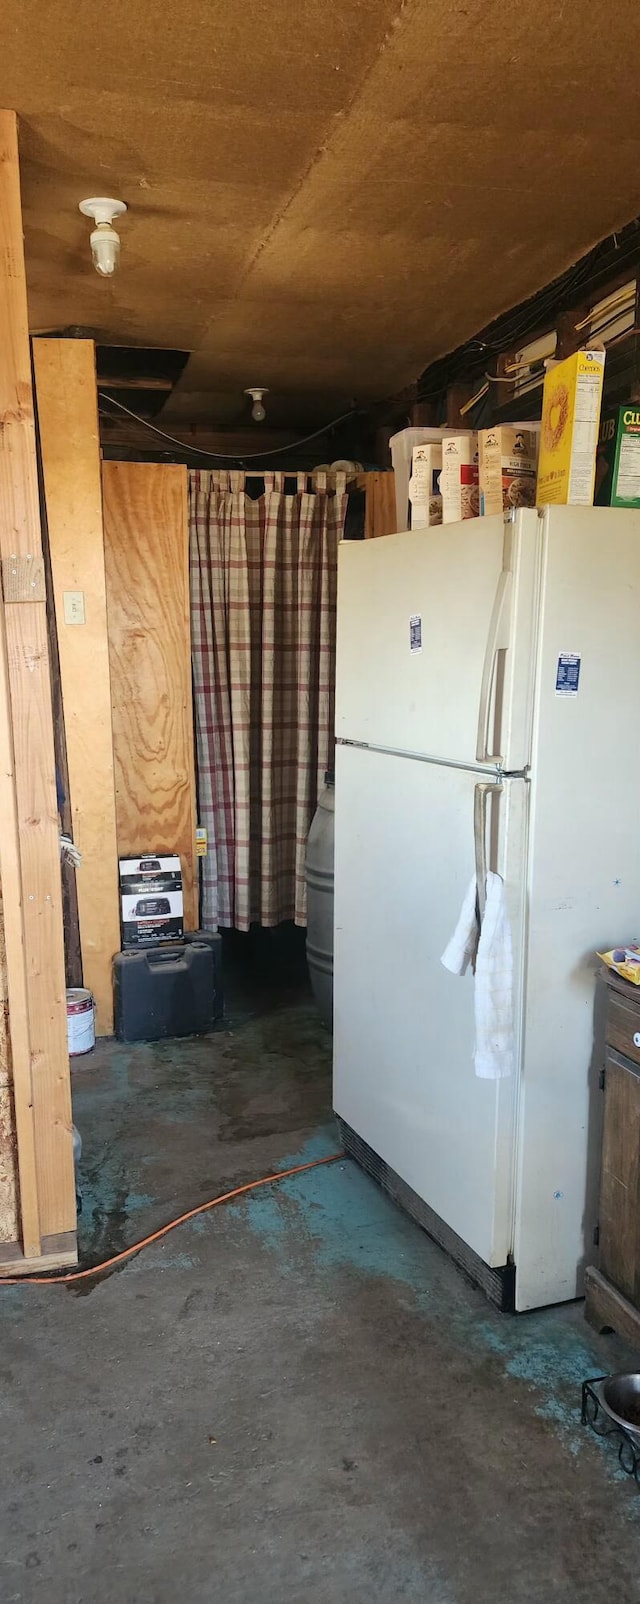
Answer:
xmin=119 ymin=855 xmax=184 ymax=947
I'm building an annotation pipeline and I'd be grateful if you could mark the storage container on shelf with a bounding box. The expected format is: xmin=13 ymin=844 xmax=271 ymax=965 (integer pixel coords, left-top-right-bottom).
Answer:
xmin=389 ymin=427 xmax=447 ymax=535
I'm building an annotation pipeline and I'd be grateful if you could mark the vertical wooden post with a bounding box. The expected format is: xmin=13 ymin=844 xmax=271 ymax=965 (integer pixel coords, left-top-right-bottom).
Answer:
xmin=0 ymin=110 xmax=76 ymax=1259
xmin=356 ymin=472 xmax=398 ymax=539
xmin=445 ymin=383 xmax=476 ymax=428
xmin=411 ymin=400 xmax=438 ymax=426
xmin=0 ymin=600 xmax=40 ymax=1257
xmin=34 ymin=338 xmax=121 ymax=1035
xmin=375 ymin=426 xmax=393 ymax=468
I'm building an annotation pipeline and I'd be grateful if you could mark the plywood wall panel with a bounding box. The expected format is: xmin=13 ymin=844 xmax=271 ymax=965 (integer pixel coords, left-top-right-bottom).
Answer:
xmin=34 ymin=338 xmax=121 ymax=1035
xmin=357 ymin=471 xmax=397 ymax=539
xmin=0 ymin=1085 xmax=19 ymax=1244
xmin=102 ymin=463 xmax=197 ymax=928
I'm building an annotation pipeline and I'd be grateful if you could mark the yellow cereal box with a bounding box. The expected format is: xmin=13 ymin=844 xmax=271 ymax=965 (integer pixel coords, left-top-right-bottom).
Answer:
xmin=536 ymin=349 xmax=606 ymax=506
xmin=478 ymin=425 xmax=540 ymax=516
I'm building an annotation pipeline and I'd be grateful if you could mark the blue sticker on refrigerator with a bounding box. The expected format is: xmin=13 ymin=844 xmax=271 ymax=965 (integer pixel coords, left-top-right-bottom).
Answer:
xmin=555 ymin=653 xmax=581 ymax=696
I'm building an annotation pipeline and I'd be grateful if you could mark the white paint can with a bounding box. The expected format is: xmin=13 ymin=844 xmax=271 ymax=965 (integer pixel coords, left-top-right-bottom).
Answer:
xmin=67 ymin=988 xmax=95 ymax=1057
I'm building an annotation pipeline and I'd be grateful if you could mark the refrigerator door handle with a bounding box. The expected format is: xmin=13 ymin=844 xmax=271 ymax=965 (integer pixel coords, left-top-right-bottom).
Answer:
xmin=476 ymin=525 xmax=515 ymax=764
xmin=474 ymin=782 xmax=501 ymax=922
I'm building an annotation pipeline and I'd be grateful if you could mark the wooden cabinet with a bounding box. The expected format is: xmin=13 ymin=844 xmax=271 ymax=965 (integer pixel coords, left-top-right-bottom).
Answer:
xmin=586 ymin=973 xmax=640 ymax=1347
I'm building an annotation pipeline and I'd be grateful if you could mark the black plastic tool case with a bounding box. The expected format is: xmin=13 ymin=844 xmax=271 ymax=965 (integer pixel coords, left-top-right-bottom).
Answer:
xmin=113 ymin=932 xmax=223 ymax=1043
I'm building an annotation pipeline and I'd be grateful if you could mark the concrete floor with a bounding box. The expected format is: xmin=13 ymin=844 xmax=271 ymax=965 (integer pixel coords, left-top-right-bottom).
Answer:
xmin=1 ymin=944 xmax=640 ymax=1603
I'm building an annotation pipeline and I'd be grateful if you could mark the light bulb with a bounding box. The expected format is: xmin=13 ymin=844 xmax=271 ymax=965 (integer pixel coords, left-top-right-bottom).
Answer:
xmin=90 ymin=222 xmax=120 ymax=277
xmin=244 ymin=386 xmax=269 ymax=423
xmin=79 ymin=198 xmax=127 ymax=277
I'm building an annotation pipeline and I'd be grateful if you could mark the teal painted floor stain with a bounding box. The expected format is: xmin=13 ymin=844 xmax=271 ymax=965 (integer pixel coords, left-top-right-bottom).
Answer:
xmin=66 ymin=1038 xmax=640 ymax=1502
xmin=225 ymin=1135 xmax=640 ymax=1497
xmin=227 ymin=1133 xmax=435 ymax=1303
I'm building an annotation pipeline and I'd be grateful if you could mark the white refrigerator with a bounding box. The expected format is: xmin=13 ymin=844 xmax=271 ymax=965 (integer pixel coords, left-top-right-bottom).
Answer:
xmin=333 ymin=505 xmax=640 ymax=1311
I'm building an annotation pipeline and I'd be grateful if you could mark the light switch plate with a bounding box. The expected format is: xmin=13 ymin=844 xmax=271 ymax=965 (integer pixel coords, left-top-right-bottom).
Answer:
xmin=63 ymin=590 xmax=86 ymax=625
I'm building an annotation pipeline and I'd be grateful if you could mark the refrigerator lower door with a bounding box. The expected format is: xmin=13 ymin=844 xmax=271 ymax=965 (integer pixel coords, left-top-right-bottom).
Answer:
xmin=333 ymin=743 xmax=527 ymax=1271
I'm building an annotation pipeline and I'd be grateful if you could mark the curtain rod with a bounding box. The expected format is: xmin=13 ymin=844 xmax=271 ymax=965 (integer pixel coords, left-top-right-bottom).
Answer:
xmin=199 ymin=469 xmax=357 ymax=479
xmin=190 ymin=468 xmax=362 ymax=484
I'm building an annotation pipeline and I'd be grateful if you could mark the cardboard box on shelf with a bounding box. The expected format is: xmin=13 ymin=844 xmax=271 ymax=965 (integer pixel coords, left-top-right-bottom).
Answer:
xmin=595 ymin=404 xmax=640 ymax=508
xmin=409 ymin=443 xmax=443 ymax=527
xmin=478 ymin=425 xmax=540 ymax=516
xmin=390 ymin=426 xmax=447 ymax=532
xmin=119 ymin=854 xmax=183 ymax=947
xmin=536 ymin=349 xmax=606 ymax=506
xmin=441 ymin=433 xmax=479 ymax=523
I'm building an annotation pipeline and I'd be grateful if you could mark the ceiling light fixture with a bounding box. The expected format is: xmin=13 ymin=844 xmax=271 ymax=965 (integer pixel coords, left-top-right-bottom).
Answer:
xmin=79 ymin=197 xmax=127 ymax=277
xmin=244 ymin=386 xmax=269 ymax=423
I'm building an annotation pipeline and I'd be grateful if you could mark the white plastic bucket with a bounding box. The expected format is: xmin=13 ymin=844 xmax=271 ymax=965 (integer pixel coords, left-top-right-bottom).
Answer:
xmin=67 ymin=988 xmax=95 ymax=1057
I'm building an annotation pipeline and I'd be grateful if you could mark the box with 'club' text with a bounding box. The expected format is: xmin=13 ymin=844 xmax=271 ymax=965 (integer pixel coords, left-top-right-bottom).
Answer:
xmin=595 ymin=403 xmax=640 ymax=507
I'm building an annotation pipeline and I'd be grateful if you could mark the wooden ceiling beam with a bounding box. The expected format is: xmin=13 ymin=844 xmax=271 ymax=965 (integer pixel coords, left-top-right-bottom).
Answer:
xmin=96 ymin=375 xmax=174 ymax=391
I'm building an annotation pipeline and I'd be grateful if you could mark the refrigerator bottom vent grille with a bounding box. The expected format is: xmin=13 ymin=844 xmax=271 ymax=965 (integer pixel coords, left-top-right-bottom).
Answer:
xmin=336 ymin=1117 xmax=516 ymax=1313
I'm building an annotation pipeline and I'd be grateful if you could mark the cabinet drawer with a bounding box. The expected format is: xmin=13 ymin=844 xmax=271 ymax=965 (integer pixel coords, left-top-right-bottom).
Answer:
xmin=600 ymin=1048 xmax=640 ymax=1303
xmin=608 ymin=993 xmax=640 ymax=1066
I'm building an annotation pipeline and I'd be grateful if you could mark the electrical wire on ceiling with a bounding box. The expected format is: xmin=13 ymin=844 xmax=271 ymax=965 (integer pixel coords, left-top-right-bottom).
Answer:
xmin=414 ymin=219 xmax=640 ymax=410
xmin=98 ymin=392 xmax=361 ymax=461
xmin=98 ymin=220 xmax=640 ymax=448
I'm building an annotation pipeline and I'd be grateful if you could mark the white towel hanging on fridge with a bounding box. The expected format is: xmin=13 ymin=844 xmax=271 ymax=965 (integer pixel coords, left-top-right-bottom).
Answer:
xmin=440 ymin=874 xmax=478 ymax=977
xmin=441 ymin=871 xmax=514 ymax=1080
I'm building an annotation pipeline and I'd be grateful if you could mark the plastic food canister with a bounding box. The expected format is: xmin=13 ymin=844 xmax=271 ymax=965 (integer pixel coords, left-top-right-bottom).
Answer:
xmin=66 ymin=988 xmax=95 ymax=1057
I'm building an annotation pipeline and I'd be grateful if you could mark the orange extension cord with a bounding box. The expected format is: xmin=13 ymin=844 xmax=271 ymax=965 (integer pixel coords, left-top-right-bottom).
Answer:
xmin=0 ymin=1152 xmax=344 ymax=1287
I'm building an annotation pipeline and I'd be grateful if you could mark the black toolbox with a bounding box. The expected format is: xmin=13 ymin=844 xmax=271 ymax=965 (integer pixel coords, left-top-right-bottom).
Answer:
xmin=113 ymin=930 xmax=223 ymax=1043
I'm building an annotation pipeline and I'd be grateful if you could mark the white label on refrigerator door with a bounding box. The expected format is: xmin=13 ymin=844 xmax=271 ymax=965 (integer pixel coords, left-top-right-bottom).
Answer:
xmin=555 ymin=653 xmax=581 ymax=696
xmin=409 ymin=615 xmax=422 ymax=653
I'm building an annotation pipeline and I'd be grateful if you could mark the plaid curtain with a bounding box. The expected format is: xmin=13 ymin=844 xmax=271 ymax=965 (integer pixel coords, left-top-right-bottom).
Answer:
xmin=189 ymin=470 xmax=346 ymax=931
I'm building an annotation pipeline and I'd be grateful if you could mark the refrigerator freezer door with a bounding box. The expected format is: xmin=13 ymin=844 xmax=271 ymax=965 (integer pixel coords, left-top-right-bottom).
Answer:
xmin=333 ymin=743 xmax=527 ymax=1269
xmin=335 ymin=513 xmax=540 ymax=771
xmin=515 ymin=505 xmax=640 ymax=1310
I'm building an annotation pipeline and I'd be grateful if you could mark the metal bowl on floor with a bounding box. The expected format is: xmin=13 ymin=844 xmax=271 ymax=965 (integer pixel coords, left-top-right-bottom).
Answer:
xmin=601 ymin=1374 xmax=640 ymax=1440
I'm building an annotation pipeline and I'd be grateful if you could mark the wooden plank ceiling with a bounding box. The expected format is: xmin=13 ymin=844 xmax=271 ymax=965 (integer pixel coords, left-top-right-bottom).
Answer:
xmin=2 ymin=0 xmax=640 ymax=430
